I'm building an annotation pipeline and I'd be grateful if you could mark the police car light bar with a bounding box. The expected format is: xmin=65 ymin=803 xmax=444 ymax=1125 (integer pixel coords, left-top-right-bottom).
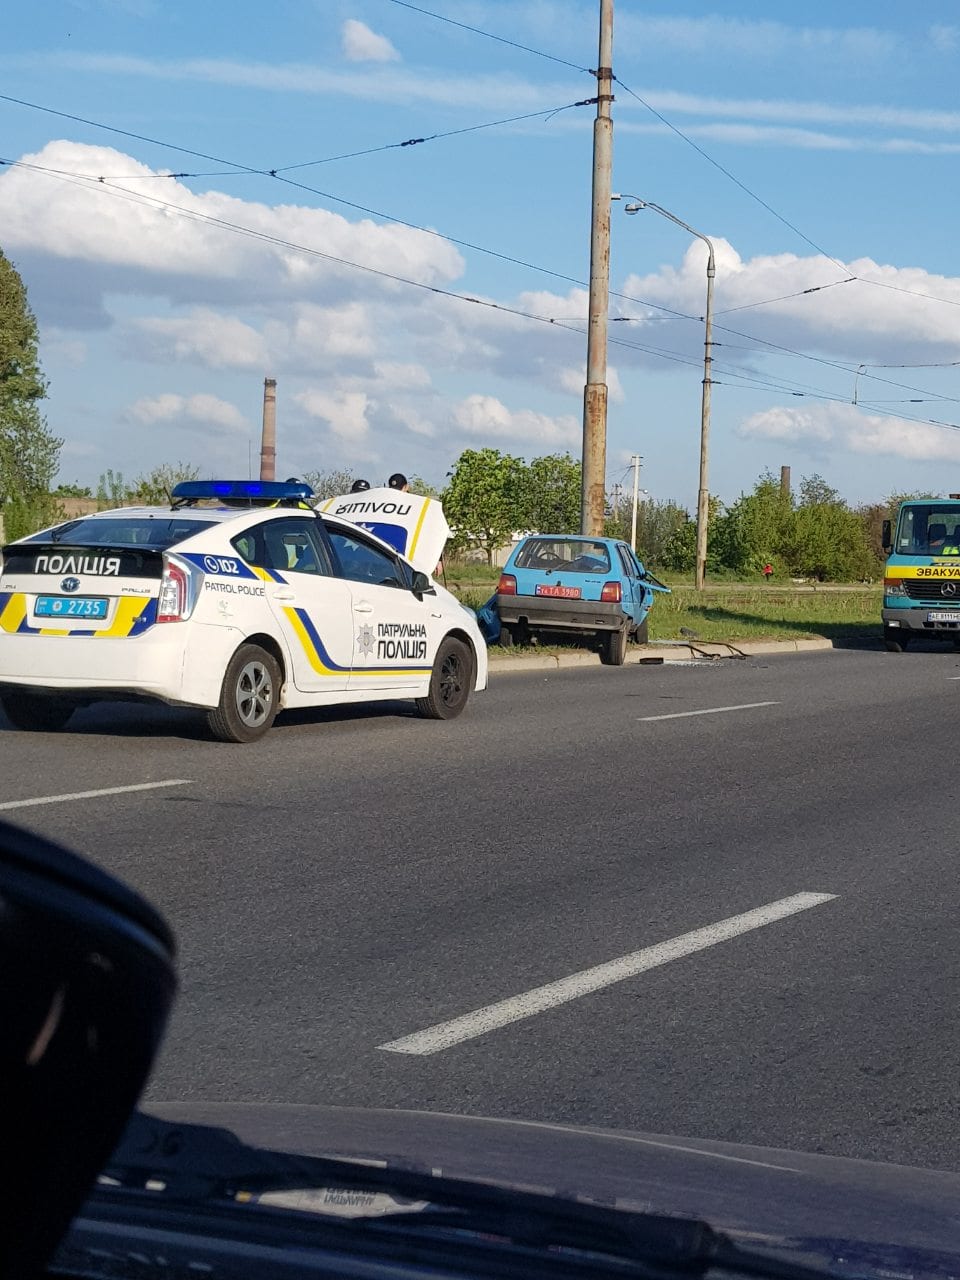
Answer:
xmin=171 ymin=480 xmax=315 ymax=506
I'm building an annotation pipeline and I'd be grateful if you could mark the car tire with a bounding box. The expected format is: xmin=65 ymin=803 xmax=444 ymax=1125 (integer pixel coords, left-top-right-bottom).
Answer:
xmin=884 ymin=627 xmax=909 ymax=653
xmin=497 ymin=624 xmax=515 ymax=648
xmin=0 ymin=691 xmax=75 ymax=732
xmin=633 ymin=617 xmax=649 ymax=646
xmin=599 ymin=626 xmax=629 ymax=666
xmin=207 ymin=644 xmax=281 ymax=743
xmin=416 ymin=637 xmax=473 ymax=720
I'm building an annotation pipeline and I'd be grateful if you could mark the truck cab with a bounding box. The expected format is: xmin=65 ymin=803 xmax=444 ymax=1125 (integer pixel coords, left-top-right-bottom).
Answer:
xmin=882 ymin=496 xmax=960 ymax=651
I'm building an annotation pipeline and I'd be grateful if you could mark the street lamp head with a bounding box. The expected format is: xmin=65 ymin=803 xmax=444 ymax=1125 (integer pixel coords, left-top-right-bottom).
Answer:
xmin=624 ymin=202 xmax=646 ymax=214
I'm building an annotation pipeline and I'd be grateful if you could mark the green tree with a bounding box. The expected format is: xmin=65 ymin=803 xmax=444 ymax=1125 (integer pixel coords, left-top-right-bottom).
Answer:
xmin=408 ymin=475 xmax=440 ymax=499
xmin=130 ymin=461 xmax=200 ymax=505
xmin=302 ymin=468 xmax=356 ymax=500
xmin=443 ymin=448 xmax=527 ymax=565
xmin=96 ymin=470 xmax=129 ymax=510
xmin=519 ymin=452 xmax=581 ymax=533
xmin=0 ymin=248 xmax=63 ymax=538
xmin=713 ymin=471 xmax=789 ymax=574
xmin=53 ymin=482 xmax=93 ymax=499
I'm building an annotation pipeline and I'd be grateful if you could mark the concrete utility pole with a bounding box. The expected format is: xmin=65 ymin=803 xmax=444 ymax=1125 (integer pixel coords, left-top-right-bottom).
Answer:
xmin=260 ymin=377 xmax=277 ymax=482
xmin=695 ymin=252 xmax=715 ymax=590
xmin=581 ymin=0 xmax=614 ymax=536
xmin=630 ymin=453 xmax=642 ymax=552
xmin=780 ymin=465 xmax=791 ymax=502
xmin=621 ymin=197 xmax=715 ymax=586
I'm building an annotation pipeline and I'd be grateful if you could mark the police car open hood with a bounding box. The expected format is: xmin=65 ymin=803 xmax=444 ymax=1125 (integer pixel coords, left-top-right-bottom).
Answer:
xmin=319 ymin=489 xmax=451 ymax=576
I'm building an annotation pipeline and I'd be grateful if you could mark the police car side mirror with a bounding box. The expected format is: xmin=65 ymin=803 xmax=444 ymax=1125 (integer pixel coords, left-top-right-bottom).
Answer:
xmin=410 ymin=570 xmax=434 ymax=599
xmin=881 ymin=519 xmax=892 ymax=554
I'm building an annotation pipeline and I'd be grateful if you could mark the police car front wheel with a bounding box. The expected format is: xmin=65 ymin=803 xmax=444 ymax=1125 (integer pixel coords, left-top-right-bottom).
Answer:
xmin=416 ymin=637 xmax=473 ymax=720
xmin=207 ymin=644 xmax=281 ymax=743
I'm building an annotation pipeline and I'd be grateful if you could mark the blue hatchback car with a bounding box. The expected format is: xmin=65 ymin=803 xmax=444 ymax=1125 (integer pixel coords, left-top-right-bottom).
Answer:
xmin=490 ymin=534 xmax=669 ymax=665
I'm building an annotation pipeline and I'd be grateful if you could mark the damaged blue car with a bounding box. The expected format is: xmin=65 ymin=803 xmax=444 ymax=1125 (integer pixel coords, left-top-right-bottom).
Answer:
xmin=477 ymin=534 xmax=670 ymax=665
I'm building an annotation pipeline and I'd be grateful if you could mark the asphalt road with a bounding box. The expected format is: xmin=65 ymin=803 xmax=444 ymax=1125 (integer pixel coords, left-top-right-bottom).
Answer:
xmin=3 ymin=641 xmax=960 ymax=1171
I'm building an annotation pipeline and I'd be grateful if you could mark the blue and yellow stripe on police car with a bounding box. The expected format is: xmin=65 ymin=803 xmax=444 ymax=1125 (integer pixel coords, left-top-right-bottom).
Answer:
xmin=251 ymin=565 xmax=287 ymax=584
xmin=0 ymin=593 xmax=157 ymax=637
xmin=284 ymin=607 xmax=432 ymax=678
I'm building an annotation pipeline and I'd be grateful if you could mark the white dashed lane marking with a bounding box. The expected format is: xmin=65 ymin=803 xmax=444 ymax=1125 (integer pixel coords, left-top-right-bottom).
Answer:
xmin=0 ymin=779 xmax=192 ymax=811
xmin=638 ymin=701 xmax=779 ymax=722
xmin=379 ymin=892 xmax=837 ymax=1056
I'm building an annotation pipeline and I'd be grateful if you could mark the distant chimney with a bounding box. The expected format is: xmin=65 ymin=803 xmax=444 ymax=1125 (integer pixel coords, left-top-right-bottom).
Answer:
xmin=260 ymin=378 xmax=277 ymax=481
xmin=780 ymin=465 xmax=791 ymax=501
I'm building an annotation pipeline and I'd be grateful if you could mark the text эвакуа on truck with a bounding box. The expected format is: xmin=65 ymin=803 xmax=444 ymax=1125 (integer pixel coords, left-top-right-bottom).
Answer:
xmin=883 ymin=494 xmax=960 ymax=651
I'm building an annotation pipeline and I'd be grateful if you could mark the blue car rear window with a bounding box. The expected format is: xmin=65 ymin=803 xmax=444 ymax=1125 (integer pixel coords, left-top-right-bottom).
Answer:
xmin=514 ymin=538 xmax=612 ymax=574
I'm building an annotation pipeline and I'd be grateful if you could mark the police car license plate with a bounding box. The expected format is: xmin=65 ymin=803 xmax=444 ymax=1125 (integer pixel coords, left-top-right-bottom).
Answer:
xmin=535 ymin=584 xmax=581 ymax=599
xmin=927 ymin=610 xmax=960 ymax=622
xmin=35 ymin=596 xmax=109 ymax=620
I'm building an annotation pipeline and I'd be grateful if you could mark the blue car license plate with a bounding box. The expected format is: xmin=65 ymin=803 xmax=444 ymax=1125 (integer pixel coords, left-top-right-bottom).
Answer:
xmin=35 ymin=596 xmax=109 ymax=620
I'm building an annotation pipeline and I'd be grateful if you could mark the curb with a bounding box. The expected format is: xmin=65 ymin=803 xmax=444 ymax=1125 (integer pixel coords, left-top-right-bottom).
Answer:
xmin=488 ymin=636 xmax=834 ymax=674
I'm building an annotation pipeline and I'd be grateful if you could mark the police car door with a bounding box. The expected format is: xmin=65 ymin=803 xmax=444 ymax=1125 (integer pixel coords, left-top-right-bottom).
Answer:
xmin=231 ymin=516 xmax=354 ymax=694
xmin=325 ymin=525 xmax=437 ymax=692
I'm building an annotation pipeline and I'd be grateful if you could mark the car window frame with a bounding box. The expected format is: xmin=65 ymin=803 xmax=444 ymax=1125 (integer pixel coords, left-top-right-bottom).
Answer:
xmin=231 ymin=514 xmax=335 ymax=578
xmin=323 ymin=521 xmax=413 ymax=590
xmin=616 ymin=546 xmax=637 ymax=580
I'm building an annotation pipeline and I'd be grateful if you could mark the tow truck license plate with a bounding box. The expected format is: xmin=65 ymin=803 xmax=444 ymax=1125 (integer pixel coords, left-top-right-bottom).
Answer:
xmin=535 ymin=584 xmax=581 ymax=599
xmin=35 ymin=596 xmax=109 ymax=620
xmin=927 ymin=610 xmax=960 ymax=622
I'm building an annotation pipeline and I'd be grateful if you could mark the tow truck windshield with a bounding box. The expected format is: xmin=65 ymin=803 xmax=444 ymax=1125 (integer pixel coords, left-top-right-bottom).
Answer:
xmin=894 ymin=504 xmax=960 ymax=555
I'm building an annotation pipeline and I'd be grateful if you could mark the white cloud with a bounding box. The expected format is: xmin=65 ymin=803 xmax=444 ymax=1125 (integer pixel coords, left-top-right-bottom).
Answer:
xmin=294 ymin=389 xmax=374 ymax=458
xmin=634 ymin=88 xmax=960 ymax=134
xmin=556 ymin=363 xmax=623 ymax=403
xmin=452 ymin=394 xmax=579 ymax=447
xmin=25 ymin=51 xmax=550 ymax=112
xmin=929 ymin=24 xmax=959 ymax=53
xmin=371 ymin=361 xmax=432 ymax=390
xmin=127 ymin=392 xmax=247 ymax=433
xmin=738 ymin=402 xmax=960 ymax=463
xmin=130 ymin=311 xmax=268 ymax=369
xmin=0 ymin=141 xmax=464 ymax=315
xmin=621 ymin=240 xmax=960 ymax=367
xmin=18 ymin=49 xmax=960 ymax=155
xmin=341 ymin=19 xmax=400 ymax=63
xmin=619 ymin=13 xmax=895 ymax=61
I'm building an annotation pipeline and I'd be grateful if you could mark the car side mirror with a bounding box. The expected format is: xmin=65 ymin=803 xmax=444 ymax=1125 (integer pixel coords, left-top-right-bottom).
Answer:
xmin=0 ymin=819 xmax=177 ymax=1276
xmin=411 ymin=570 xmax=434 ymax=599
xmin=881 ymin=519 xmax=892 ymax=554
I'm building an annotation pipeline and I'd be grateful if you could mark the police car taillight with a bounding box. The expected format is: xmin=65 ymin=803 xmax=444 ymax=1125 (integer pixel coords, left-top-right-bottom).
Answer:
xmin=601 ymin=581 xmax=622 ymax=603
xmin=157 ymin=562 xmax=189 ymax=622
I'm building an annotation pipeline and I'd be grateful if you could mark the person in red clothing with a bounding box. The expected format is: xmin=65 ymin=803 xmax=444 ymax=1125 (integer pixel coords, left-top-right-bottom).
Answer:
xmin=762 ymin=561 xmax=774 ymax=581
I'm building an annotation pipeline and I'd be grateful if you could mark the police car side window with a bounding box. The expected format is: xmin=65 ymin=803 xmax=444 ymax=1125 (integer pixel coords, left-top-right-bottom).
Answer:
xmin=327 ymin=530 xmax=405 ymax=589
xmin=232 ymin=519 xmax=332 ymax=577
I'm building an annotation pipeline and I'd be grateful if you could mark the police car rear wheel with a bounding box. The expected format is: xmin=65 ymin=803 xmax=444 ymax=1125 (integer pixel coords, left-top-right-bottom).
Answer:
xmin=207 ymin=644 xmax=280 ymax=743
xmin=416 ymin=637 xmax=473 ymax=720
xmin=0 ymin=691 xmax=75 ymax=732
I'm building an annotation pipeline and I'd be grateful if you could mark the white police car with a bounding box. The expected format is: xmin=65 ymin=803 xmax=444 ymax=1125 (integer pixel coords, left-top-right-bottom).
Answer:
xmin=0 ymin=480 xmax=487 ymax=742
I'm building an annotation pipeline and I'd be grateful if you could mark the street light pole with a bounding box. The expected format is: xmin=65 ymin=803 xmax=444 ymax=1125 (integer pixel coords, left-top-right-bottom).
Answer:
xmin=581 ymin=0 xmax=615 ymax=536
xmin=616 ymin=197 xmax=715 ymax=588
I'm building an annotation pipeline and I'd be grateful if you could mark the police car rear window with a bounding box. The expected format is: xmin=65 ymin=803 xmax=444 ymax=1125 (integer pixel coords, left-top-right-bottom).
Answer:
xmin=24 ymin=517 xmax=217 ymax=550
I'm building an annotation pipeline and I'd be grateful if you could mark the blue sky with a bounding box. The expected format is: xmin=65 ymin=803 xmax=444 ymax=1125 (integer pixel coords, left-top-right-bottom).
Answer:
xmin=3 ymin=1 xmax=960 ymax=507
